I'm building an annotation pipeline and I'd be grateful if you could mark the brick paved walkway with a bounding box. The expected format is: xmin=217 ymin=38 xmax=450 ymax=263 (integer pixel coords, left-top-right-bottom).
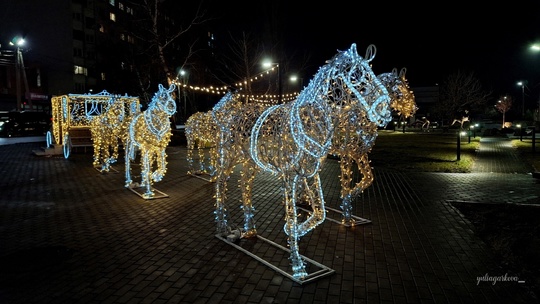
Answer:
xmin=0 ymin=134 xmax=538 ymax=303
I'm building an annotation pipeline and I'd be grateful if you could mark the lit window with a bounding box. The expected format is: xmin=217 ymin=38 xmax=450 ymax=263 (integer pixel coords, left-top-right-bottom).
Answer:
xmin=101 ymin=72 xmax=106 ymax=80
xmin=109 ymin=0 xmax=115 ymax=6
xmin=110 ymin=12 xmax=116 ymax=22
xmin=74 ymin=65 xmax=88 ymax=76
xmin=119 ymin=2 xmax=124 ymax=10
xmin=120 ymin=33 xmax=125 ymax=41
xmin=99 ymin=24 xmax=105 ymax=33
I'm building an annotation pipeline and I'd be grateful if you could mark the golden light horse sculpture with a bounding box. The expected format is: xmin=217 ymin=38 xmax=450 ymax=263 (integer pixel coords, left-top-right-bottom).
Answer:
xmin=185 ymin=110 xmax=218 ymax=181
xmin=90 ymin=93 xmax=140 ymax=173
xmin=326 ymin=67 xmax=416 ymax=226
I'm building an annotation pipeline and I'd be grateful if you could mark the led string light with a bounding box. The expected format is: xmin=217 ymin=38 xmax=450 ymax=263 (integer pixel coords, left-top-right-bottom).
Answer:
xmin=51 ymin=90 xmax=138 ymax=158
xmin=327 ymin=66 xmax=417 ymax=226
xmin=249 ymin=43 xmax=392 ymax=278
xmin=172 ymin=65 xmax=300 ymax=102
xmin=90 ymin=94 xmax=141 ymax=173
xmin=185 ymin=110 xmax=218 ymax=179
xmin=199 ymin=43 xmax=388 ymax=280
xmin=124 ymin=84 xmax=177 ymax=199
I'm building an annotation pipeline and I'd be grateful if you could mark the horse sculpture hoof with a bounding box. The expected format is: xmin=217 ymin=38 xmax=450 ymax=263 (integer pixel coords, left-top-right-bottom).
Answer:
xmin=151 ymin=171 xmax=163 ymax=182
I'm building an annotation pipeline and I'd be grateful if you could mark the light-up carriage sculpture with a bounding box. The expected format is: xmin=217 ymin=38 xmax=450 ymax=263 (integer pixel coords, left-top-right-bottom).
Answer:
xmin=124 ymin=83 xmax=177 ymax=199
xmin=50 ymin=91 xmax=139 ymax=159
xmin=324 ymin=67 xmax=416 ymax=226
xmin=213 ymin=44 xmax=391 ymax=281
xmin=89 ymin=94 xmax=141 ymax=172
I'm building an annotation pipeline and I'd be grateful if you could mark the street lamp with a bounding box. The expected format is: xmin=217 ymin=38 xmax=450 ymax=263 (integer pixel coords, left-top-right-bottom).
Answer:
xmin=530 ymin=44 xmax=540 ymax=123
xmin=9 ymin=36 xmax=30 ymax=112
xmin=289 ymin=75 xmax=304 ymax=92
xmin=517 ymin=81 xmax=526 ymax=118
xmin=262 ymin=60 xmax=282 ymax=103
xmin=177 ymin=69 xmax=188 ymax=122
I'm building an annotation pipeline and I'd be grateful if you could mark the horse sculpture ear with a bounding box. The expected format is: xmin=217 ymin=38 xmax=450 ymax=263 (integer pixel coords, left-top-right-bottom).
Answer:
xmin=392 ymin=68 xmax=398 ymax=75
xmin=169 ymin=83 xmax=176 ymax=92
xmin=399 ymin=67 xmax=407 ymax=78
xmin=365 ymin=44 xmax=377 ymax=62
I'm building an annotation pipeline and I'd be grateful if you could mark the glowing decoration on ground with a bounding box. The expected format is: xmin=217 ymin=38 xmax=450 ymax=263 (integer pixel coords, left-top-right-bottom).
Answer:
xmin=325 ymin=66 xmax=416 ymax=226
xmin=452 ymin=110 xmax=470 ymax=129
xmin=185 ymin=110 xmax=219 ymax=181
xmin=213 ymin=43 xmax=390 ymax=280
xmin=90 ymin=94 xmax=140 ymax=172
xmin=124 ymin=84 xmax=176 ymax=199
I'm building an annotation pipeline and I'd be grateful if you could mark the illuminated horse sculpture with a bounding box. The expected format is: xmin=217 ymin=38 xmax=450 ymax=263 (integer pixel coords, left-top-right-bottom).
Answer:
xmin=124 ymin=83 xmax=177 ymax=199
xmin=213 ymin=43 xmax=391 ymax=279
xmin=452 ymin=110 xmax=469 ymax=129
xmin=90 ymin=94 xmax=140 ymax=172
xmin=326 ymin=66 xmax=415 ymax=226
xmin=185 ymin=110 xmax=219 ymax=181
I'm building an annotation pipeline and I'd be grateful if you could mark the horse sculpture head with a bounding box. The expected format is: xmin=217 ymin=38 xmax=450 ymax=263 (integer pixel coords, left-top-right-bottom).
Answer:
xmin=378 ymin=67 xmax=417 ymax=119
xmin=309 ymin=43 xmax=392 ymax=128
xmin=151 ymin=83 xmax=177 ymax=116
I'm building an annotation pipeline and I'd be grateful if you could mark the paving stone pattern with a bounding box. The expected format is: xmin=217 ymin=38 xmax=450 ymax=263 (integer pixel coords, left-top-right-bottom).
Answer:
xmin=0 ymin=136 xmax=539 ymax=303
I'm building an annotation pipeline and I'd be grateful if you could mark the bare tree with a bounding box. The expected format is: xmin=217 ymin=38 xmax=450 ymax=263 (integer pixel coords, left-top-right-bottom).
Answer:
xmin=495 ymin=95 xmax=513 ymax=128
xmin=128 ymin=0 xmax=209 ymax=102
xmin=210 ymin=31 xmax=265 ymax=100
xmin=433 ymin=70 xmax=492 ymax=122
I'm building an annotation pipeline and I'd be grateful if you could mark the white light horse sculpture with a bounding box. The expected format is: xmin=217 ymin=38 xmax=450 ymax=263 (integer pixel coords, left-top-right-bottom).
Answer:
xmin=185 ymin=110 xmax=219 ymax=181
xmin=214 ymin=43 xmax=391 ymax=279
xmin=124 ymin=83 xmax=176 ymax=199
xmin=90 ymin=94 xmax=140 ymax=172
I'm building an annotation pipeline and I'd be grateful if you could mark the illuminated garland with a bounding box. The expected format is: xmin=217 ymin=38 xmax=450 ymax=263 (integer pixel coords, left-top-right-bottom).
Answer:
xmin=172 ymin=65 xmax=299 ymax=102
xmin=124 ymin=84 xmax=177 ymax=199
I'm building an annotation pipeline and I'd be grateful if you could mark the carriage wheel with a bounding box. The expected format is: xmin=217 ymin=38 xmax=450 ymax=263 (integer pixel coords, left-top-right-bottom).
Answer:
xmin=63 ymin=133 xmax=72 ymax=159
xmin=46 ymin=131 xmax=53 ymax=148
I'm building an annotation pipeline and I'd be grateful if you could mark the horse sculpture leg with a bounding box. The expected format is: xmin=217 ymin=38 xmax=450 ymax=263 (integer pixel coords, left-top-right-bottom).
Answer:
xmin=282 ymin=174 xmax=308 ymax=279
xmin=141 ymin=152 xmax=154 ymax=198
xmin=282 ymin=173 xmax=326 ymax=279
xmin=151 ymin=150 xmax=166 ymax=182
xmin=240 ymin=161 xmax=258 ymax=238
xmin=339 ymin=153 xmax=373 ymax=225
xmin=214 ymin=132 xmax=233 ymax=236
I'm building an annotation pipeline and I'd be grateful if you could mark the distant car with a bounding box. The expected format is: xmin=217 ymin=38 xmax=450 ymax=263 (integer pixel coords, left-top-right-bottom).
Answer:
xmin=0 ymin=111 xmax=52 ymax=137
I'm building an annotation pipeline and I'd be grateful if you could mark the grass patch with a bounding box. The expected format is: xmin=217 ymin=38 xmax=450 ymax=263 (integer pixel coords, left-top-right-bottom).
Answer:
xmin=511 ymin=138 xmax=540 ymax=172
xmin=368 ymin=130 xmax=480 ymax=173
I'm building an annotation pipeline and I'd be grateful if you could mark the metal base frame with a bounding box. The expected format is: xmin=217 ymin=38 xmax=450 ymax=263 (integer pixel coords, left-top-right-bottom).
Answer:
xmin=127 ymin=185 xmax=169 ymax=200
xmin=215 ymin=234 xmax=335 ymax=285
xmin=298 ymin=205 xmax=371 ymax=227
xmin=187 ymin=172 xmax=214 ymax=183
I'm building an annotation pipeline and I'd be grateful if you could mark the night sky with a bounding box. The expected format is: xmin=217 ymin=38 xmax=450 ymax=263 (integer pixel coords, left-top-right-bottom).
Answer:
xmin=205 ymin=0 xmax=540 ymax=104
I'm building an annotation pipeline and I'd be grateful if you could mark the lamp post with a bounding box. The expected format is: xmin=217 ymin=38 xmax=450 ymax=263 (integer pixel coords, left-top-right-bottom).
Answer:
xmin=178 ymin=69 xmax=188 ymax=122
xmin=263 ymin=60 xmax=282 ymax=103
xmin=10 ymin=37 xmax=30 ymax=112
xmin=517 ymin=81 xmax=526 ymax=118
